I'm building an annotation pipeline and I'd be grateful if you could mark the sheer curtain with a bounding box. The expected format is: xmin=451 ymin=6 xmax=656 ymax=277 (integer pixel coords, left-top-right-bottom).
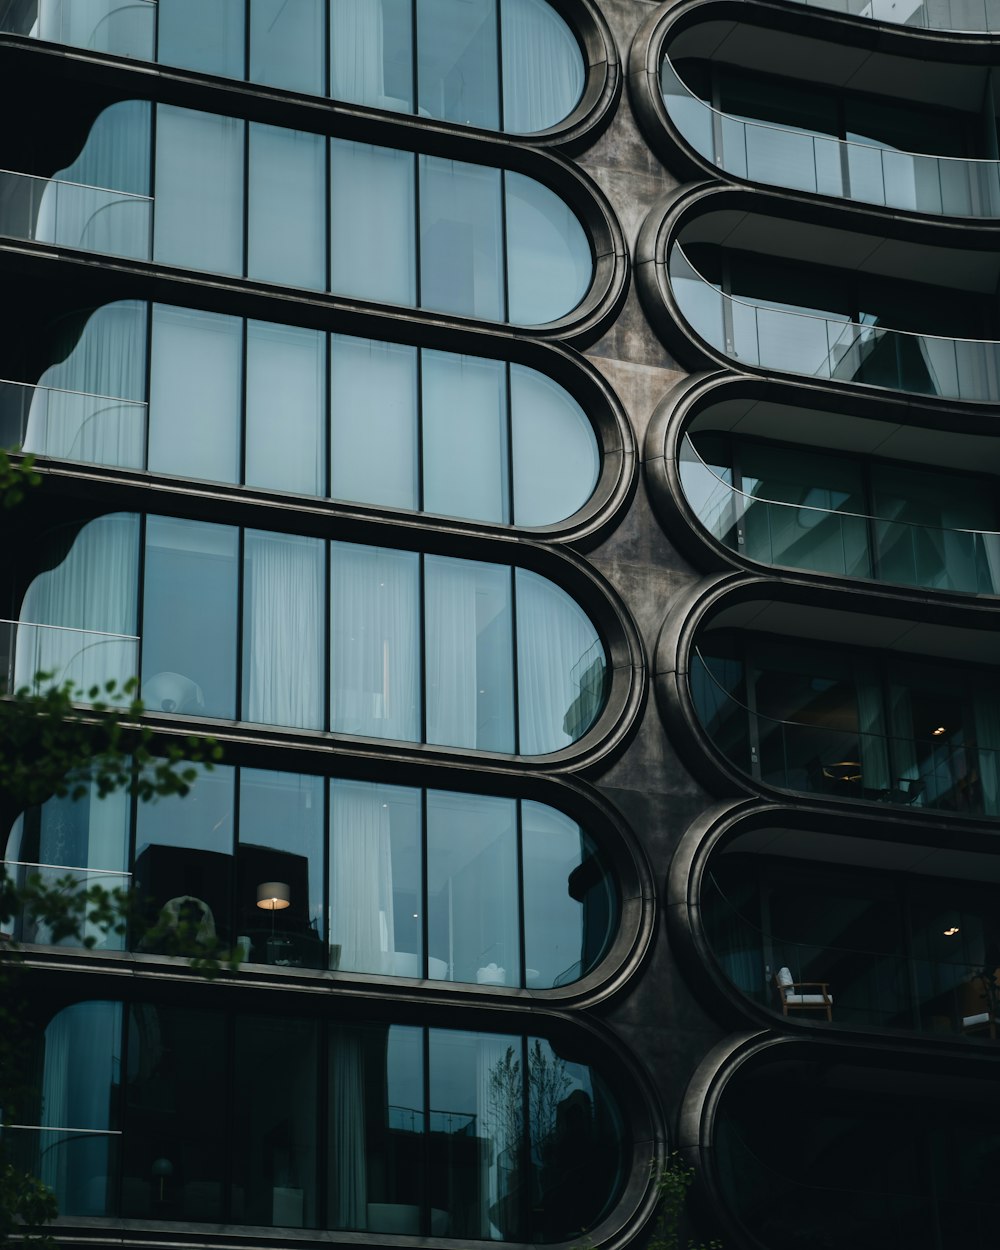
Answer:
xmin=36 ymin=100 xmax=151 ymax=259
xmin=330 ymin=780 xmax=395 ymax=974
xmin=425 ymin=556 xmax=479 ymax=748
xmin=500 ymin=0 xmax=584 ymax=133
xmin=330 ymin=543 xmax=420 ymax=741
xmin=242 ymin=531 xmax=324 ymax=729
xmin=16 ymin=513 xmax=140 ymax=696
xmin=974 ymin=690 xmax=1000 ymax=816
xmin=515 ymin=569 xmax=605 ymax=755
xmin=329 ymin=0 xmax=385 ymax=107
xmin=25 ymin=300 xmax=146 ymax=468
xmin=328 ymin=1026 xmax=368 ymax=1228
xmin=40 ymin=1001 xmax=121 ymax=1216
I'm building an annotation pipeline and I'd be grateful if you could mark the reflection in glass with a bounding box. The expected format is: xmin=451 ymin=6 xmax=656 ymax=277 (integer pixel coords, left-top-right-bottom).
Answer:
xmin=511 ymin=365 xmax=598 ymax=525
xmin=522 ymin=802 xmax=614 ymax=988
xmin=330 ymin=543 xmax=421 ymax=741
xmin=154 ymin=105 xmax=244 ymax=275
xmin=427 ymin=790 xmax=519 ymax=986
xmin=242 ymin=531 xmax=325 ymax=730
xmin=133 ymin=764 xmax=235 ymax=953
xmin=245 ymin=321 xmax=326 ymax=496
xmin=418 ymin=0 xmax=499 ymax=129
xmin=30 ymin=0 xmax=155 ymax=58
xmin=330 ymin=140 xmax=416 ymax=305
xmin=425 ymin=555 xmax=514 ymax=752
xmin=250 ymin=0 xmax=324 ymax=94
xmin=515 ymin=568 xmax=605 ymax=754
xmin=505 ymin=172 xmax=590 ymax=325
xmin=419 ymin=157 xmax=504 ymax=320
xmin=238 ymin=769 xmax=325 ymax=969
xmin=142 ymin=515 xmax=239 ymax=719
xmin=501 ymin=0 xmax=584 ymax=133
xmin=122 ymin=1005 xmax=227 ymax=1220
xmin=330 ymin=336 xmax=418 ymax=510
xmin=330 ymin=779 xmax=421 ymax=975
xmin=235 ymin=1016 xmax=319 ymax=1227
xmin=422 ymin=351 xmax=508 ymax=523
xmin=157 ymin=0 xmax=244 ymax=77
xmin=329 ymin=0 xmax=414 ymax=110
xmin=149 ymin=305 xmax=242 ymax=484
xmin=248 ymin=124 xmax=326 ymax=290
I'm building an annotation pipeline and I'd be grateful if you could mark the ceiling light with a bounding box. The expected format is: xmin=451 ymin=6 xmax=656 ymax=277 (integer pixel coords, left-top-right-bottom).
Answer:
xmin=932 ymin=726 xmax=946 ymax=736
xmin=943 ymin=926 xmax=960 ymax=936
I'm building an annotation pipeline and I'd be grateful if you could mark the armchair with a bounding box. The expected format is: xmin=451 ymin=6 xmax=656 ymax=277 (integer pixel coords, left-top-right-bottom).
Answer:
xmin=774 ymin=966 xmax=833 ymax=1021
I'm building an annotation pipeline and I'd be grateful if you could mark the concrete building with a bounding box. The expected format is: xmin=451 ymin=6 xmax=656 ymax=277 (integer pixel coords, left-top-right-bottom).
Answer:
xmin=1 ymin=0 xmax=999 ymax=1247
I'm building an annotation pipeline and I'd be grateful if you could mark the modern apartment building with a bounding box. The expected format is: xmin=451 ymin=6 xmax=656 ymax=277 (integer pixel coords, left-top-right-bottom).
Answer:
xmin=1 ymin=0 xmax=999 ymax=1247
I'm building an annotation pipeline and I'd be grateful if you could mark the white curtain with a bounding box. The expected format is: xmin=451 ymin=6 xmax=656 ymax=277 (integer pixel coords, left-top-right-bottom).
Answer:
xmin=425 ymin=556 xmax=479 ymax=749
xmin=500 ymin=0 xmax=584 ymax=133
xmin=330 ymin=780 xmax=395 ymax=975
xmin=16 ymin=513 xmax=139 ymax=697
xmin=330 ymin=140 xmax=416 ymax=306
xmin=883 ymin=679 xmax=917 ymax=796
xmin=974 ymin=691 xmax=1000 ymax=816
xmin=330 ymin=543 xmax=420 ymax=741
xmin=243 ymin=531 xmax=324 ymax=729
xmin=34 ymin=0 xmax=155 ymax=58
xmin=328 ymin=1026 xmax=368 ymax=1228
xmin=246 ymin=321 xmax=326 ymax=498
xmin=330 ymin=0 xmax=385 ymax=107
xmin=35 ymin=100 xmax=151 ymax=259
xmin=25 ymin=301 xmax=146 ymax=468
xmin=515 ymin=569 xmax=604 ymax=755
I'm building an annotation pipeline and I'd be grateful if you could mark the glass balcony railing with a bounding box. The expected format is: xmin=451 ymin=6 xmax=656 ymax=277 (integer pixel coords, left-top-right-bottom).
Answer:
xmin=679 ymin=436 xmax=1000 ymax=595
xmin=1 ymin=1124 xmax=123 ymax=1217
xmin=691 ymin=649 xmax=1000 ymax=816
xmin=704 ymin=873 xmax=1000 ymax=1039
xmin=785 ymin=0 xmax=1000 ymax=34
xmin=0 ymin=168 xmax=151 ymax=260
xmin=670 ymin=244 xmax=1000 ymax=403
xmin=0 ymin=619 xmax=139 ymax=699
xmin=0 ymin=0 xmax=155 ymax=57
xmin=660 ymin=60 xmax=1000 ymax=219
xmin=0 ymin=378 xmax=146 ymax=467
xmin=1 ymin=860 xmax=130 ymax=949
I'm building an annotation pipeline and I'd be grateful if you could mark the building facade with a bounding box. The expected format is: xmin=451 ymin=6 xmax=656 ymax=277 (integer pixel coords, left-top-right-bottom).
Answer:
xmin=1 ymin=0 xmax=999 ymax=1247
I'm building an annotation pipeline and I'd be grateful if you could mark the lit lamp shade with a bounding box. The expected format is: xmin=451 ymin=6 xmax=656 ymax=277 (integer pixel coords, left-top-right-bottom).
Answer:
xmin=256 ymin=881 xmax=290 ymax=911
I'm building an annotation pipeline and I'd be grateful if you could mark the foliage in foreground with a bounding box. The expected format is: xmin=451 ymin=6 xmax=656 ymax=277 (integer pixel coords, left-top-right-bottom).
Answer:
xmin=646 ymin=1154 xmax=722 ymax=1250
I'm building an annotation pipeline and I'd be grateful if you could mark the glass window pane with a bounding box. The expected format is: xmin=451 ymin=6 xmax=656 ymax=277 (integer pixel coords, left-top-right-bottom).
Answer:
xmin=515 ymin=568 xmax=605 ymax=754
xmin=234 ymin=1015 xmax=319 ymax=1227
xmin=330 ymin=335 xmax=417 ymax=509
xmin=522 ymin=801 xmax=614 ymax=988
xmin=330 ymin=543 xmax=421 ymax=741
xmin=505 ymin=172 xmax=590 ymax=325
xmin=329 ymin=0 xmax=413 ymax=111
xmin=501 ymin=0 xmax=584 ymax=133
xmin=327 ymin=1024 xmax=424 ymax=1231
xmin=428 ymin=1028 xmax=524 ymax=1241
xmin=425 ymin=555 xmax=514 ymax=752
xmin=242 ymin=530 xmax=325 ymax=730
xmin=133 ymin=763 xmax=235 ymax=951
xmin=16 ymin=513 xmax=140 ymax=696
xmin=427 ymin=790 xmax=518 ymax=986
xmin=422 ymin=350 xmax=508 ymax=523
xmin=248 ymin=123 xmax=326 ymax=290
xmin=510 ymin=364 xmax=598 ymax=525
xmin=27 ymin=301 xmax=147 ymax=469
xmin=123 ymin=1006 xmax=227 ymax=1221
xmin=4 ymin=786 xmax=129 ymax=949
xmin=330 ymin=140 xmax=415 ymax=305
xmin=148 ymin=304 xmax=241 ymax=484
xmin=38 ymin=1002 xmax=122 ymax=1217
xmin=330 ymin=779 xmax=421 ymax=975
xmin=154 ymin=105 xmax=244 ymax=275
xmin=250 ymin=0 xmax=324 ymax=94
xmin=237 ymin=769 xmax=325 ymax=968
xmin=417 ymin=0 xmax=498 ymax=128
xmin=156 ymin=0 xmax=245 ymax=77
xmin=419 ymin=156 xmax=503 ymax=320
xmin=142 ymin=515 xmax=239 ymax=719
xmin=246 ymin=320 xmax=326 ymax=496
xmin=34 ymin=0 xmax=156 ymax=59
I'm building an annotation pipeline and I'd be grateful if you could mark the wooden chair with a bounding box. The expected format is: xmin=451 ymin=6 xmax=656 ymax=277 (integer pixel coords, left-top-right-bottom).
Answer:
xmin=774 ymin=966 xmax=833 ymax=1021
